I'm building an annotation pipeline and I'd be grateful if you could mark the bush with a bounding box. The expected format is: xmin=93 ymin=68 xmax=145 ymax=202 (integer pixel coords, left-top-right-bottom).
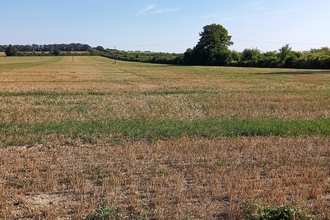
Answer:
xmin=53 ymin=49 xmax=62 ymax=56
xmin=5 ymin=44 xmax=18 ymax=56
xmin=85 ymin=202 xmax=119 ymax=220
xmin=244 ymin=203 xmax=309 ymax=220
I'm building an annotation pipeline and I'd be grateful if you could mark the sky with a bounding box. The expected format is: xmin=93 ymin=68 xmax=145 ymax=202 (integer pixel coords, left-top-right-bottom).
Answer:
xmin=1 ymin=0 xmax=330 ymax=53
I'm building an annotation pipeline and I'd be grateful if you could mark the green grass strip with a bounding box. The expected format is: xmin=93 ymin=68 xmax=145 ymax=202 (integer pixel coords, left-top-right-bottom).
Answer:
xmin=0 ymin=89 xmax=212 ymax=97
xmin=0 ymin=90 xmax=108 ymax=97
xmin=1 ymin=118 xmax=330 ymax=141
xmin=0 ymin=57 xmax=62 ymax=71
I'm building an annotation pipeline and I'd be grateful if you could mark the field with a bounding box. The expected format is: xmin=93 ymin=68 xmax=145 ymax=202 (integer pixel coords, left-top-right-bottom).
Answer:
xmin=0 ymin=56 xmax=330 ymax=219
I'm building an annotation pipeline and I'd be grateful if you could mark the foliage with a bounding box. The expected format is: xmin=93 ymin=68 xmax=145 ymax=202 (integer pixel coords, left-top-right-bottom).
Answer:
xmin=6 ymin=176 xmax=27 ymax=188
xmin=229 ymin=45 xmax=330 ymax=69
xmin=278 ymin=44 xmax=292 ymax=64
xmin=52 ymin=49 xmax=62 ymax=56
xmin=96 ymin=46 xmax=105 ymax=52
xmin=14 ymin=51 xmax=90 ymax=56
xmin=85 ymin=202 xmax=119 ymax=220
xmin=244 ymin=203 xmax=309 ymax=220
xmin=0 ymin=43 xmax=91 ymax=53
xmin=5 ymin=44 xmax=18 ymax=56
xmin=101 ymin=23 xmax=234 ymax=66
xmin=189 ymin=23 xmax=233 ymax=65
xmin=240 ymin=48 xmax=262 ymax=67
xmin=101 ymin=49 xmax=182 ymax=64
xmin=101 ymin=44 xmax=330 ymax=69
xmin=183 ymin=48 xmax=193 ymax=64
xmin=88 ymin=48 xmax=101 ymax=56
xmin=2 ymin=23 xmax=330 ymax=68
xmin=101 ymin=23 xmax=330 ymax=69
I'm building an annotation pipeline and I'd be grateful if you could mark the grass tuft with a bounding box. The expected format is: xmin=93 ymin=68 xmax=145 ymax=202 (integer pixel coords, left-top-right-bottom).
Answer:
xmin=85 ymin=202 xmax=119 ymax=220
xmin=243 ymin=202 xmax=310 ymax=220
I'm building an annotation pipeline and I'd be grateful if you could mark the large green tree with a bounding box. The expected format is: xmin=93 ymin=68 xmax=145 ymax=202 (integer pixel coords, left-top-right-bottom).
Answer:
xmin=5 ymin=44 xmax=18 ymax=56
xmin=191 ymin=24 xmax=233 ymax=65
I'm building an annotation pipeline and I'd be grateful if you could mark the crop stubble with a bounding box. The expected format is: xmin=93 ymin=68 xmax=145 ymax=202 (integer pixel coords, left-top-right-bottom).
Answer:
xmin=0 ymin=56 xmax=330 ymax=219
xmin=1 ymin=137 xmax=330 ymax=219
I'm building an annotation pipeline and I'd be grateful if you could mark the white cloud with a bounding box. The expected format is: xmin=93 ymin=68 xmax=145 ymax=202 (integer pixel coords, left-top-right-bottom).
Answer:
xmin=138 ymin=5 xmax=180 ymax=16
xmin=138 ymin=5 xmax=156 ymax=15
xmin=152 ymin=7 xmax=181 ymax=14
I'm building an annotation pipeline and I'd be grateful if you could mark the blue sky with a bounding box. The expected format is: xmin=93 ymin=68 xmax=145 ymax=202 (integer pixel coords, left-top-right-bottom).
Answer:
xmin=1 ymin=0 xmax=330 ymax=53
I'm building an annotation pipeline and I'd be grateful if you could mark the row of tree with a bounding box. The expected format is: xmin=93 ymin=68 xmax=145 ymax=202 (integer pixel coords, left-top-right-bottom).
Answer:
xmin=228 ymin=45 xmax=330 ymax=69
xmin=102 ymin=24 xmax=330 ymax=69
xmin=101 ymin=50 xmax=181 ymax=64
xmin=101 ymin=45 xmax=330 ymax=69
xmin=182 ymin=24 xmax=330 ymax=69
xmin=2 ymin=44 xmax=103 ymax=57
xmin=2 ymin=24 xmax=330 ymax=69
xmin=0 ymin=43 xmax=92 ymax=53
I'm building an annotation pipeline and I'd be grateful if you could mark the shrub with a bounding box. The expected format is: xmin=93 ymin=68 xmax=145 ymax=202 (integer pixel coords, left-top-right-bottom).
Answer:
xmin=5 ymin=44 xmax=18 ymax=56
xmin=53 ymin=49 xmax=62 ymax=56
xmin=244 ymin=203 xmax=309 ymax=220
xmin=85 ymin=202 xmax=119 ymax=220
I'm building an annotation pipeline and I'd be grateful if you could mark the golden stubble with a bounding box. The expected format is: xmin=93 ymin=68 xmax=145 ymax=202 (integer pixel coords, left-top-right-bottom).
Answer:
xmin=0 ymin=92 xmax=329 ymax=122
xmin=1 ymin=56 xmax=330 ymax=92
xmin=1 ymin=56 xmax=330 ymax=122
xmin=1 ymin=57 xmax=330 ymax=219
xmin=0 ymin=137 xmax=329 ymax=219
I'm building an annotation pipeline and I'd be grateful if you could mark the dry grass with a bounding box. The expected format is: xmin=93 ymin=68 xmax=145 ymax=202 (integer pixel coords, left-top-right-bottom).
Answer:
xmin=1 ymin=56 xmax=330 ymax=219
xmin=0 ymin=56 xmax=330 ymax=121
xmin=1 ymin=56 xmax=330 ymax=93
xmin=1 ymin=137 xmax=329 ymax=219
xmin=0 ymin=56 xmax=54 ymax=64
xmin=0 ymin=92 xmax=329 ymax=123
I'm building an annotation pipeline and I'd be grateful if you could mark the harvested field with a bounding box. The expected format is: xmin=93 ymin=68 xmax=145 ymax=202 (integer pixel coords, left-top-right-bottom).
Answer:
xmin=1 ymin=137 xmax=330 ymax=219
xmin=0 ymin=56 xmax=330 ymax=219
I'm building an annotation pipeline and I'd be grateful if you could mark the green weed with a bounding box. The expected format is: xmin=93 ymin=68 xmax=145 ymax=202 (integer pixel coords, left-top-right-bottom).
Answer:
xmin=243 ymin=202 xmax=310 ymax=220
xmin=6 ymin=176 xmax=27 ymax=188
xmin=85 ymin=202 xmax=119 ymax=220
xmin=1 ymin=117 xmax=330 ymax=147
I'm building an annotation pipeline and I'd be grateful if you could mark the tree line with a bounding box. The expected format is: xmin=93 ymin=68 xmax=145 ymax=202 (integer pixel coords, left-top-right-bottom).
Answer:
xmin=227 ymin=45 xmax=330 ymax=69
xmin=2 ymin=25 xmax=330 ymax=69
xmin=101 ymin=50 xmax=182 ymax=64
xmin=1 ymin=43 xmax=99 ymax=57
xmin=101 ymin=24 xmax=330 ymax=69
xmin=101 ymin=45 xmax=330 ymax=69
xmin=0 ymin=43 xmax=92 ymax=53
